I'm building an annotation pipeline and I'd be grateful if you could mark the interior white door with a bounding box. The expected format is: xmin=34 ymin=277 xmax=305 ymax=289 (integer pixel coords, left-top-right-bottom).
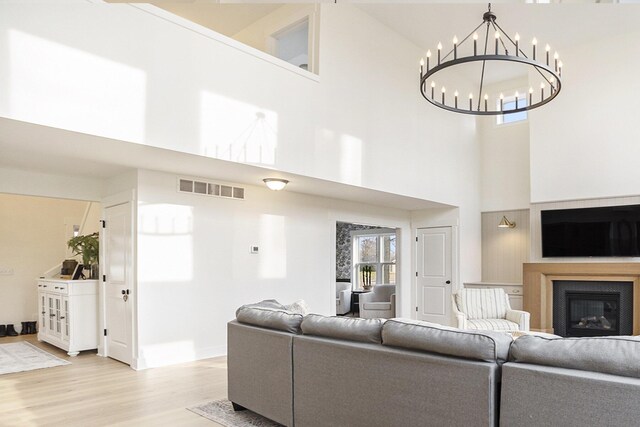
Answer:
xmin=104 ymin=202 xmax=133 ymax=365
xmin=416 ymin=227 xmax=453 ymax=325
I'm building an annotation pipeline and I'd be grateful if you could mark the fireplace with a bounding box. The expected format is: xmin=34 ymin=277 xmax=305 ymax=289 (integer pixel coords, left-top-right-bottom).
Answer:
xmin=553 ymin=281 xmax=633 ymax=337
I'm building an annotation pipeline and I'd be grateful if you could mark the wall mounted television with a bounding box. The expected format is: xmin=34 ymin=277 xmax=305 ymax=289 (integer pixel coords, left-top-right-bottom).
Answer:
xmin=541 ymin=204 xmax=640 ymax=257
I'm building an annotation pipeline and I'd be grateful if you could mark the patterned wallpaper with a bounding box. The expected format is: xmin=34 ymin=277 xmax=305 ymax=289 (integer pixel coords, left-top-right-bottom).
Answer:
xmin=335 ymin=222 xmax=378 ymax=280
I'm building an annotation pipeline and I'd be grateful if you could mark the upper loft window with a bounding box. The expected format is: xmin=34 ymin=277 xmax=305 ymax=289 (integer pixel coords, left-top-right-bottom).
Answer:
xmin=496 ymin=94 xmax=528 ymax=125
xmin=271 ymin=19 xmax=309 ymax=70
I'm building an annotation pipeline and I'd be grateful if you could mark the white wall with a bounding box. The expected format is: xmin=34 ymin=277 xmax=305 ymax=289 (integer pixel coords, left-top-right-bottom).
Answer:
xmin=0 ymin=194 xmax=97 ymax=328
xmin=134 ymin=169 xmax=413 ymax=368
xmin=478 ymin=78 xmax=531 ymax=212
xmin=529 ymin=30 xmax=640 ymax=203
xmin=0 ymin=3 xmax=479 ymax=209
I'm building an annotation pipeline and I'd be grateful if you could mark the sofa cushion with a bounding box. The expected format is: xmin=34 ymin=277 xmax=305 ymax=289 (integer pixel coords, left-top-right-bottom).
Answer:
xmin=467 ymin=318 xmax=519 ymax=331
xmin=284 ymin=299 xmax=310 ymax=315
xmin=301 ymin=314 xmax=383 ymax=344
xmin=236 ymin=307 xmax=303 ymax=334
xmin=381 ymin=319 xmax=512 ymax=362
xmin=235 ymin=299 xmax=286 ymax=317
xmin=456 ymin=288 xmax=508 ymax=320
xmin=510 ymin=335 xmax=640 ymax=378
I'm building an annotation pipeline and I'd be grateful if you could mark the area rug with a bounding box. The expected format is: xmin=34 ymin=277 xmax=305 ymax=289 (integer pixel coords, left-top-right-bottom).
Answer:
xmin=188 ymin=399 xmax=282 ymax=426
xmin=0 ymin=341 xmax=70 ymax=375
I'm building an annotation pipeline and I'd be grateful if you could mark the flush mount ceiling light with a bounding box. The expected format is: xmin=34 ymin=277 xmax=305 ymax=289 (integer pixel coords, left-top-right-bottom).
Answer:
xmin=419 ymin=3 xmax=562 ymax=116
xmin=498 ymin=216 xmax=516 ymax=228
xmin=263 ymin=178 xmax=289 ymax=191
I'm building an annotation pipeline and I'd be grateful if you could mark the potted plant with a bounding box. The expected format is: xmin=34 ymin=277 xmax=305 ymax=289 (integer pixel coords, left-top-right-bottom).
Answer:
xmin=67 ymin=232 xmax=99 ymax=279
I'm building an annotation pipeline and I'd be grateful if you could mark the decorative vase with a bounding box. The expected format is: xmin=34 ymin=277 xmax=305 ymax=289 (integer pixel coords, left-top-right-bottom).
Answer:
xmin=90 ymin=264 xmax=99 ymax=280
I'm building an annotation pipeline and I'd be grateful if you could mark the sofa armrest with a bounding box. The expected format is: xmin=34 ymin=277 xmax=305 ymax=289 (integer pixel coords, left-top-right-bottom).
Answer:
xmin=339 ymin=289 xmax=352 ymax=305
xmin=451 ymin=294 xmax=467 ymax=329
xmin=359 ymin=292 xmax=374 ymax=304
xmin=506 ymin=309 xmax=530 ymax=331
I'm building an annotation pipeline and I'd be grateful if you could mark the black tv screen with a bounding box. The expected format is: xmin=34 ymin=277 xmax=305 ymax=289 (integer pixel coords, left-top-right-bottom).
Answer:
xmin=541 ymin=205 xmax=640 ymax=257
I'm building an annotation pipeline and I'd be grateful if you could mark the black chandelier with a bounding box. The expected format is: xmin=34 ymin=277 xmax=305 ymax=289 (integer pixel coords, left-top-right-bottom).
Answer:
xmin=419 ymin=3 xmax=562 ymax=116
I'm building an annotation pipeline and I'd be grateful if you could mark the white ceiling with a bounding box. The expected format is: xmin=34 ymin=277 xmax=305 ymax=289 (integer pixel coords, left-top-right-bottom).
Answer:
xmin=0 ymin=118 xmax=448 ymax=211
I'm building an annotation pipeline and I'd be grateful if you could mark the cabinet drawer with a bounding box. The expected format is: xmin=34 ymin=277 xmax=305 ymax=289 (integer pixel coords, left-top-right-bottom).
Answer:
xmin=53 ymin=283 xmax=68 ymax=294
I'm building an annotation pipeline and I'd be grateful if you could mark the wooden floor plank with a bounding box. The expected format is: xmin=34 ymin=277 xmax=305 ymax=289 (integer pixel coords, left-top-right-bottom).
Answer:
xmin=0 ymin=336 xmax=226 ymax=426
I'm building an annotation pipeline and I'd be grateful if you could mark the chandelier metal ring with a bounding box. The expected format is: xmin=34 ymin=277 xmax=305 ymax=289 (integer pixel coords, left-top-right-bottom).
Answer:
xmin=418 ymin=3 xmax=563 ymax=116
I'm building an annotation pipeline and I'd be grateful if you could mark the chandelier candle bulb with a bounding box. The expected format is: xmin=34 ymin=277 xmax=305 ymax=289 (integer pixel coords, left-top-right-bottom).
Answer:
xmin=532 ymin=37 xmax=537 ymax=60
xmin=454 ymin=90 xmax=459 ymax=108
xmin=515 ymin=33 xmax=520 ymax=56
xmin=515 ymin=91 xmax=519 ymax=109
xmin=546 ymin=44 xmax=551 ymax=65
xmin=529 ymin=87 xmax=533 ymax=105
xmin=500 ymin=93 xmax=504 ymax=111
xmin=441 ymin=86 xmax=446 ymax=104
xmin=484 ymin=94 xmax=488 ymax=111
xmin=469 ymin=93 xmax=473 ymax=110
xmin=437 ymin=42 xmax=442 ymax=65
xmin=420 ymin=58 xmax=424 ymax=74
xmin=426 ymin=50 xmax=431 ymax=71
xmin=558 ymin=60 xmax=563 ymax=77
xmin=453 ymin=36 xmax=458 ymax=59
xmin=473 ymin=33 xmax=478 ymax=55
xmin=541 ymin=82 xmax=545 ymax=100
xmin=554 ymin=52 xmax=559 ymax=72
xmin=431 ymin=81 xmax=435 ymax=99
xmin=495 ymin=31 xmax=500 ymax=54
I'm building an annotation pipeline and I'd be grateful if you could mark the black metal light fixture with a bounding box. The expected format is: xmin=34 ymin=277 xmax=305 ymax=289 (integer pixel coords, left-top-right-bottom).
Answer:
xmin=419 ymin=3 xmax=562 ymax=116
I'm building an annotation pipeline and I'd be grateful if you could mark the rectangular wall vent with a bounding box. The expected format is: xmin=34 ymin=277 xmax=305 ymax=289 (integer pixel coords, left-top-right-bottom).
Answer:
xmin=178 ymin=178 xmax=245 ymax=200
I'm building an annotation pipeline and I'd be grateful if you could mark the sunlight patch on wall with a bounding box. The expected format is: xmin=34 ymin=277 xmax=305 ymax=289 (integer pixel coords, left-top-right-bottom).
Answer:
xmin=339 ymin=133 xmax=363 ymax=186
xmin=258 ymin=214 xmax=286 ymax=279
xmin=138 ymin=203 xmax=193 ymax=282
xmin=8 ymin=30 xmax=146 ymax=143
xmin=200 ymin=91 xmax=278 ymax=166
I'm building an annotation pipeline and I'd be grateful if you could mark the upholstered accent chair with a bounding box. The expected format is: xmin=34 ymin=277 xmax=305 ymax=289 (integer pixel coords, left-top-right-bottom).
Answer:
xmin=359 ymin=284 xmax=396 ymax=319
xmin=452 ymin=288 xmax=530 ymax=331
xmin=336 ymin=282 xmax=352 ymax=315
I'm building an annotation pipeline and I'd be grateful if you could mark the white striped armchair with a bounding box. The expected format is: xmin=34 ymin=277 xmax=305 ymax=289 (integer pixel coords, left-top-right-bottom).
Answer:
xmin=452 ymin=288 xmax=530 ymax=331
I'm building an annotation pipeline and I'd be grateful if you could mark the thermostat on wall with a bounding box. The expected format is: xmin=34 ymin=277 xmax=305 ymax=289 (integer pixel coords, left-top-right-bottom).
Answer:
xmin=250 ymin=246 xmax=259 ymax=254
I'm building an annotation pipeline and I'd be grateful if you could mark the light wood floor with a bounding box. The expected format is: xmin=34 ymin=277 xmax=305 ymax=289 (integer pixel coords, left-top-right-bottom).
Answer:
xmin=0 ymin=335 xmax=227 ymax=426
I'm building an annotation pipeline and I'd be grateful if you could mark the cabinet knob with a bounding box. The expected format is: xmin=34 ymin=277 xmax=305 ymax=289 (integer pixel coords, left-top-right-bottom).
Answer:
xmin=445 ymin=280 xmax=451 ymax=284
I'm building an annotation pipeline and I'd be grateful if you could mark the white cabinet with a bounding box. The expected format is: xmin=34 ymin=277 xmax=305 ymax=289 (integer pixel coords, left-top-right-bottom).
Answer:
xmin=464 ymin=282 xmax=524 ymax=311
xmin=37 ymin=279 xmax=98 ymax=357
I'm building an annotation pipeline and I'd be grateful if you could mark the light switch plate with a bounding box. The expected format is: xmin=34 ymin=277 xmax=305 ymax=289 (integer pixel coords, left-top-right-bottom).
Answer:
xmin=250 ymin=246 xmax=259 ymax=254
xmin=0 ymin=267 xmax=14 ymax=276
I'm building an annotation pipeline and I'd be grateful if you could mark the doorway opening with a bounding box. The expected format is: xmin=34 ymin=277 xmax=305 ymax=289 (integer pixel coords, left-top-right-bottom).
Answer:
xmin=335 ymin=221 xmax=399 ymax=319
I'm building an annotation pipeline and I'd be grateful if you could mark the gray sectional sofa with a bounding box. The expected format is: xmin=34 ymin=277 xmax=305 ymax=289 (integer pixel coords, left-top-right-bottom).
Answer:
xmin=227 ymin=305 xmax=640 ymax=427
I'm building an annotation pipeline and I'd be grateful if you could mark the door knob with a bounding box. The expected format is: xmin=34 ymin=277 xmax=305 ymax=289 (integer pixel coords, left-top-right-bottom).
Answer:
xmin=446 ymin=280 xmax=451 ymax=284
xmin=121 ymin=290 xmax=126 ymax=295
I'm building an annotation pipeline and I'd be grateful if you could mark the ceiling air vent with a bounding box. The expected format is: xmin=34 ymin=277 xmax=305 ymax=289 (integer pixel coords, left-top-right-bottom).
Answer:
xmin=178 ymin=178 xmax=245 ymax=201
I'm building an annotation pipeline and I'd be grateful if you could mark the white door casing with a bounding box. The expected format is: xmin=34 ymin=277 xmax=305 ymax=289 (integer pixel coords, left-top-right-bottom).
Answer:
xmin=104 ymin=202 xmax=133 ymax=365
xmin=416 ymin=227 xmax=453 ymax=325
